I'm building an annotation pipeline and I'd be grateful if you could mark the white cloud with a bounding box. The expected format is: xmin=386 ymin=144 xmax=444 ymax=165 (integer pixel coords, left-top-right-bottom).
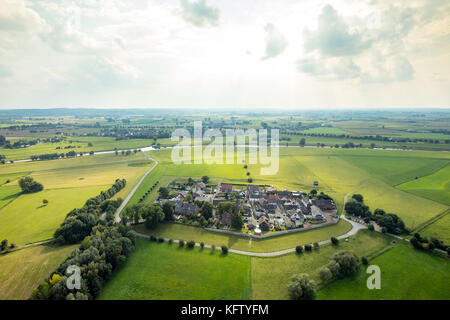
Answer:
xmin=261 ymin=23 xmax=288 ymax=60
xmin=179 ymin=0 xmax=219 ymax=27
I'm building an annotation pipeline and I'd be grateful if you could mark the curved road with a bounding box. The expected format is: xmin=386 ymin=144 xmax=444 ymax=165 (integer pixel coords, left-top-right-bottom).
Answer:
xmin=132 ymin=215 xmax=367 ymax=257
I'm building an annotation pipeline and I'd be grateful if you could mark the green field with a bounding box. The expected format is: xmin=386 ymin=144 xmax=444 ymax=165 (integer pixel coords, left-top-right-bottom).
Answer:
xmin=420 ymin=213 xmax=450 ymax=243
xmin=317 ymin=245 xmax=450 ymax=300
xmin=397 ymin=164 xmax=450 ymax=205
xmin=147 ymin=147 xmax=449 ymax=229
xmin=0 ymin=244 xmax=77 ymax=300
xmin=133 ymin=219 xmax=352 ymax=253
xmin=251 ymin=230 xmax=392 ymax=299
xmin=0 ymin=153 xmax=152 ymax=245
xmin=99 ymin=238 xmax=251 ymax=300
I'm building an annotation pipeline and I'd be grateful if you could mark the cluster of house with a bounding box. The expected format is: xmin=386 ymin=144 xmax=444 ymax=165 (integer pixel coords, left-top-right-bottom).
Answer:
xmin=245 ymin=185 xmax=336 ymax=231
xmin=158 ymin=181 xmax=337 ymax=233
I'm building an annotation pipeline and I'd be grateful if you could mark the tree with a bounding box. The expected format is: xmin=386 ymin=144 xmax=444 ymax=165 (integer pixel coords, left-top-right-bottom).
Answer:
xmin=162 ymin=202 xmax=174 ymax=221
xmin=201 ymin=176 xmax=209 ymax=183
xmin=19 ymin=176 xmax=44 ymax=194
xmin=221 ymin=245 xmax=228 ymax=254
xmin=318 ymin=266 xmax=333 ymax=283
xmin=361 ymin=256 xmax=369 ymax=265
xmin=287 ymin=274 xmax=316 ymax=300
xmin=0 ymin=239 xmax=8 ymax=251
xmin=144 ymin=205 xmax=164 ymax=229
xmin=231 ymin=211 xmax=244 ymax=230
xmin=295 ymin=245 xmax=303 ymax=254
xmin=351 ymin=194 xmax=364 ymax=202
xmin=329 ymin=251 xmax=359 ymax=278
xmin=299 ymin=138 xmax=306 ymax=147
xmin=344 ymin=199 xmax=370 ymax=217
xmin=158 ymin=187 xmax=170 ymax=199
xmin=200 ymin=201 xmax=213 ymax=220
xmin=43 ymin=199 xmax=48 ymax=206
xmin=331 ymin=237 xmax=339 ymax=245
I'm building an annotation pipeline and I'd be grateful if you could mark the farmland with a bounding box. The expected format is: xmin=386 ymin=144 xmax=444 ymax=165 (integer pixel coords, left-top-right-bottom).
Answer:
xmin=316 ymin=245 xmax=450 ymax=300
xmin=99 ymin=238 xmax=251 ymax=300
xmin=0 ymin=244 xmax=77 ymax=300
xmin=0 ymin=152 xmax=152 ymax=245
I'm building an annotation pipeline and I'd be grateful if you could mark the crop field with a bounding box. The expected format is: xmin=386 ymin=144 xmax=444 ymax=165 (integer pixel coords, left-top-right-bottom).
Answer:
xmin=420 ymin=213 xmax=450 ymax=243
xmin=0 ymin=153 xmax=152 ymax=245
xmin=133 ymin=220 xmax=352 ymax=253
xmin=299 ymin=127 xmax=351 ymax=135
xmin=316 ymin=245 xmax=450 ymax=300
xmin=0 ymin=244 xmax=77 ymax=300
xmin=397 ymin=164 xmax=450 ymax=205
xmin=147 ymin=147 xmax=449 ymax=229
xmin=99 ymin=238 xmax=251 ymax=300
xmin=251 ymin=230 xmax=393 ymax=299
xmin=0 ymin=136 xmax=156 ymax=161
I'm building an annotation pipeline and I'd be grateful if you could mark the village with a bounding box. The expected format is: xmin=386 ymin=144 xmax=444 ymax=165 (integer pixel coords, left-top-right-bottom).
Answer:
xmin=156 ymin=178 xmax=338 ymax=235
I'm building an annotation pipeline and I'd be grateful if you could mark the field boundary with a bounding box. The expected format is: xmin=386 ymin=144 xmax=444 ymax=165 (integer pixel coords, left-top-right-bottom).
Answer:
xmin=410 ymin=208 xmax=450 ymax=234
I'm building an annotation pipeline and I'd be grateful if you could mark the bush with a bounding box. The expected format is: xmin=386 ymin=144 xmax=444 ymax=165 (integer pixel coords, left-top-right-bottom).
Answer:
xmin=318 ymin=266 xmax=333 ymax=283
xmin=368 ymin=224 xmax=374 ymax=231
xmin=19 ymin=176 xmax=44 ymax=194
xmin=200 ymin=242 xmax=204 ymax=249
xmin=287 ymin=274 xmax=316 ymax=300
xmin=158 ymin=237 xmax=164 ymax=243
xmin=304 ymin=244 xmax=312 ymax=252
xmin=295 ymin=245 xmax=303 ymax=254
xmin=168 ymin=239 xmax=173 ymax=245
xmin=211 ymin=245 xmax=216 ymax=252
xmin=221 ymin=245 xmax=228 ymax=254
xmin=149 ymin=235 xmax=156 ymax=242
xmin=179 ymin=240 xmax=185 ymax=247
xmin=187 ymin=240 xmax=195 ymax=248
xmin=313 ymin=242 xmax=319 ymax=250
xmin=331 ymin=237 xmax=339 ymax=245
xmin=361 ymin=256 xmax=369 ymax=265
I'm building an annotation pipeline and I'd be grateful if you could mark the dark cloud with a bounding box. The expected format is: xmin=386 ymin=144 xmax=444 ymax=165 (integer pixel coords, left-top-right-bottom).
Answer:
xmin=180 ymin=0 xmax=219 ymax=27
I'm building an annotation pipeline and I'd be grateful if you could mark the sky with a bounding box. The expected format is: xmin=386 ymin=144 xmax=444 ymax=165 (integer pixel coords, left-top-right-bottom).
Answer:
xmin=0 ymin=0 xmax=449 ymax=109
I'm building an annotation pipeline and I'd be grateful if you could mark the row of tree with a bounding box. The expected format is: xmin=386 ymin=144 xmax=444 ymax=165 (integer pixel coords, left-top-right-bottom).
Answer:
xmin=30 ymin=151 xmax=78 ymax=161
xmin=30 ymin=224 xmax=136 ymax=300
xmin=53 ymin=179 xmax=126 ymax=244
xmin=345 ymin=194 xmax=407 ymax=235
xmin=410 ymin=233 xmax=449 ymax=255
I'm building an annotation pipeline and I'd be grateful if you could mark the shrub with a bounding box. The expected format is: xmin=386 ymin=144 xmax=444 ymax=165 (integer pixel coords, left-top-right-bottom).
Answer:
xmin=331 ymin=237 xmax=339 ymax=245
xmin=200 ymin=242 xmax=204 ymax=249
xmin=187 ymin=240 xmax=195 ymax=248
xmin=313 ymin=242 xmax=319 ymax=250
xmin=149 ymin=235 xmax=156 ymax=242
xmin=295 ymin=245 xmax=303 ymax=254
xmin=221 ymin=245 xmax=228 ymax=254
xmin=211 ymin=245 xmax=216 ymax=252
xmin=168 ymin=239 xmax=173 ymax=245
xmin=179 ymin=240 xmax=185 ymax=247
xmin=361 ymin=256 xmax=369 ymax=265
xmin=158 ymin=237 xmax=164 ymax=243
xmin=368 ymin=224 xmax=374 ymax=231
xmin=318 ymin=266 xmax=333 ymax=283
xmin=304 ymin=244 xmax=312 ymax=252
xmin=287 ymin=274 xmax=316 ymax=300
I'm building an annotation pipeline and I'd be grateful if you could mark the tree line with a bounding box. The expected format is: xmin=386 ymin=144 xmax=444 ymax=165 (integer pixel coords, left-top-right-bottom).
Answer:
xmin=53 ymin=179 xmax=126 ymax=244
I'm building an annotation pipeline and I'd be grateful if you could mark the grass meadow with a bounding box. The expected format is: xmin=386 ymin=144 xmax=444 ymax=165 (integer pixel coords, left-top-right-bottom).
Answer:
xmin=0 ymin=244 xmax=77 ymax=300
xmin=316 ymin=244 xmax=450 ymax=300
xmin=250 ymin=230 xmax=393 ymax=299
xmin=99 ymin=238 xmax=251 ymax=300
xmin=0 ymin=153 xmax=152 ymax=245
xmin=133 ymin=219 xmax=352 ymax=253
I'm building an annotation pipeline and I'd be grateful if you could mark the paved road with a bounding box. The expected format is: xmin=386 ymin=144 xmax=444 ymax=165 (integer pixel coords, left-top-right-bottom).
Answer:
xmin=114 ymin=151 xmax=158 ymax=222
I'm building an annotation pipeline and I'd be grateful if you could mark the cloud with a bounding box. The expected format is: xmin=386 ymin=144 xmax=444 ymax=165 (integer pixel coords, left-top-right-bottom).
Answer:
xmin=0 ymin=64 xmax=13 ymax=78
xmin=303 ymin=4 xmax=373 ymax=57
xmin=261 ymin=23 xmax=288 ymax=60
xmin=179 ymin=0 xmax=219 ymax=27
xmin=296 ymin=57 xmax=361 ymax=81
xmin=297 ymin=3 xmax=424 ymax=83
